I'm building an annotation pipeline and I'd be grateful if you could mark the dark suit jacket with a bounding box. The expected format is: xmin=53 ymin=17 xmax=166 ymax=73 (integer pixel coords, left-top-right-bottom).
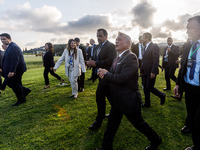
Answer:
xmin=2 ymin=42 xmax=27 ymax=78
xmin=92 ymin=41 xmax=116 ymax=82
xmin=141 ymin=42 xmax=159 ymax=76
xmin=95 ymin=40 xmax=116 ymax=70
xmin=105 ymin=50 xmax=142 ymax=114
xmin=176 ymin=41 xmax=200 ymax=89
xmin=131 ymin=43 xmax=139 ymax=58
xmin=0 ymin=50 xmax=4 ymax=69
xmin=86 ymin=46 xmax=91 ymax=61
xmin=79 ymin=45 xmax=86 ymax=61
xmin=162 ymin=45 xmax=179 ymax=69
xmin=43 ymin=50 xmax=55 ymax=68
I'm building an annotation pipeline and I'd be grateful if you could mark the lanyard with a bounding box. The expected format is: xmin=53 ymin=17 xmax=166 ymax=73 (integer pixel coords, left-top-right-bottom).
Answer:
xmin=190 ymin=43 xmax=200 ymax=59
xmin=190 ymin=44 xmax=200 ymax=59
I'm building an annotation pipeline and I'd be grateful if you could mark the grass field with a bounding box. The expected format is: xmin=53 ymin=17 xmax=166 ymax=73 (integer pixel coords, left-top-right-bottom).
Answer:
xmin=0 ymin=56 xmax=192 ymax=150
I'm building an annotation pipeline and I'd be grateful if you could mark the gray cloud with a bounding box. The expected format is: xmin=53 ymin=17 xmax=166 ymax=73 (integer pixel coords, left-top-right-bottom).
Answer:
xmin=0 ymin=4 xmax=110 ymax=35
xmin=62 ymin=15 xmax=110 ymax=34
xmin=131 ymin=0 xmax=156 ymax=28
xmin=162 ymin=14 xmax=191 ymax=31
xmin=150 ymin=26 xmax=171 ymax=39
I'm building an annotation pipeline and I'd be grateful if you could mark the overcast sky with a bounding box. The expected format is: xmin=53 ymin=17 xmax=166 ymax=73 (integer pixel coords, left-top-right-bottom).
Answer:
xmin=0 ymin=0 xmax=200 ymax=49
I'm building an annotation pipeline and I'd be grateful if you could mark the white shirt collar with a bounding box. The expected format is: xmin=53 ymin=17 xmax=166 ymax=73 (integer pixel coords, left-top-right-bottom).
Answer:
xmin=119 ymin=49 xmax=129 ymax=57
xmin=144 ymin=41 xmax=152 ymax=50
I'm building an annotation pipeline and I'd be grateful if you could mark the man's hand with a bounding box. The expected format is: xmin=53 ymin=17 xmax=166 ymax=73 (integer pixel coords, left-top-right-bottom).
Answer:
xmin=150 ymin=73 xmax=156 ymax=79
xmin=8 ymin=72 xmax=14 ymax=78
xmin=86 ymin=60 xmax=96 ymax=67
xmin=173 ymin=85 xmax=181 ymax=98
xmin=0 ymin=69 xmax=2 ymax=72
xmin=97 ymin=68 xmax=108 ymax=79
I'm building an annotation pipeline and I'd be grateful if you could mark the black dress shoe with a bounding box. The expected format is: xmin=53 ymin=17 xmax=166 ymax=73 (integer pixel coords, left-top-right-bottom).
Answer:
xmin=160 ymin=93 xmax=166 ymax=105
xmin=24 ymin=88 xmax=31 ymax=97
xmin=181 ymin=126 xmax=191 ymax=134
xmin=69 ymin=95 xmax=74 ymax=98
xmin=89 ymin=121 xmax=102 ymax=130
xmin=163 ymin=88 xmax=171 ymax=91
xmin=11 ymin=100 xmax=26 ymax=106
xmin=143 ymin=103 xmax=150 ymax=108
xmin=171 ymin=95 xmax=181 ymax=101
xmin=146 ymin=137 xmax=162 ymax=150
xmin=185 ymin=145 xmax=195 ymax=150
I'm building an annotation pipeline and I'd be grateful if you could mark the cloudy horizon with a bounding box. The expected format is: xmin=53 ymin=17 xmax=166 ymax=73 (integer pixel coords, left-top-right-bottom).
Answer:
xmin=0 ymin=0 xmax=200 ymax=49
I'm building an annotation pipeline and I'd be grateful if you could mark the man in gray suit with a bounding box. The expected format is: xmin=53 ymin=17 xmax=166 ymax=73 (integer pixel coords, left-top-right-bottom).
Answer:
xmin=96 ymin=32 xmax=162 ymax=150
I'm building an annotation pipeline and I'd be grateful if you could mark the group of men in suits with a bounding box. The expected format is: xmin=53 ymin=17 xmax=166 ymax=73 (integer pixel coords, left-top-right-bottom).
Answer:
xmin=89 ymin=18 xmax=200 ymax=149
xmin=1 ymin=15 xmax=200 ymax=149
xmin=95 ymin=31 xmax=162 ymax=150
xmin=85 ymin=28 xmax=165 ymax=149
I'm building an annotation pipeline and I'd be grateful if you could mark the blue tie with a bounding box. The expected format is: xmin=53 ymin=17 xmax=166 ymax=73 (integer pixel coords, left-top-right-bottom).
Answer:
xmin=189 ymin=42 xmax=199 ymax=80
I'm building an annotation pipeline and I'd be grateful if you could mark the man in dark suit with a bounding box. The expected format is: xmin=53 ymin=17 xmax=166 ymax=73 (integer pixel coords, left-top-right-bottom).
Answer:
xmin=96 ymin=32 xmax=162 ymax=150
xmin=141 ymin=32 xmax=166 ymax=107
xmin=131 ymin=35 xmax=143 ymax=69
xmin=86 ymin=28 xmax=116 ymax=130
xmin=0 ymin=33 xmax=31 ymax=106
xmin=173 ymin=16 xmax=200 ymax=150
xmin=162 ymin=37 xmax=179 ymax=91
xmin=88 ymin=39 xmax=97 ymax=81
xmin=75 ymin=38 xmax=86 ymax=92
xmin=86 ymin=43 xmax=91 ymax=61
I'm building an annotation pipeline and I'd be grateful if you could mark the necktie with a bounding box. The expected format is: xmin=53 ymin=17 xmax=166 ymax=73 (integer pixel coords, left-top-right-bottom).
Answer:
xmin=97 ymin=44 xmax=103 ymax=56
xmin=189 ymin=42 xmax=199 ymax=80
xmin=112 ymin=56 xmax=119 ymax=69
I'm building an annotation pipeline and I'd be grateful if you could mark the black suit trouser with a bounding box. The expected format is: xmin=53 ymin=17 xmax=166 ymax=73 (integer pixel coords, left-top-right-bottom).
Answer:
xmin=185 ymin=84 xmax=200 ymax=149
xmin=102 ymin=107 xmax=160 ymax=150
xmin=164 ymin=62 xmax=177 ymax=89
xmin=143 ymin=75 xmax=164 ymax=105
xmin=78 ymin=72 xmax=85 ymax=90
xmin=7 ymin=73 xmax=29 ymax=102
xmin=43 ymin=68 xmax=61 ymax=85
xmin=95 ymin=78 xmax=110 ymax=122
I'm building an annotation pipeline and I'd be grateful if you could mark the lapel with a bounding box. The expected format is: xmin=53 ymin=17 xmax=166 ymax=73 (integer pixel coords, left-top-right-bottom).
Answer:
xmin=184 ymin=42 xmax=192 ymax=64
xmin=143 ymin=42 xmax=153 ymax=57
xmin=97 ymin=41 xmax=108 ymax=59
xmin=112 ymin=50 xmax=130 ymax=72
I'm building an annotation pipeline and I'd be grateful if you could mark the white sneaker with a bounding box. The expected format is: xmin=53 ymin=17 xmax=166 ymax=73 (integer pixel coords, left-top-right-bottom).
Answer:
xmin=58 ymin=83 xmax=68 ymax=86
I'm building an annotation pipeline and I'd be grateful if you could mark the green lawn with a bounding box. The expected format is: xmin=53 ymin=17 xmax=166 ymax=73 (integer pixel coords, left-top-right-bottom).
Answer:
xmin=0 ymin=56 xmax=192 ymax=150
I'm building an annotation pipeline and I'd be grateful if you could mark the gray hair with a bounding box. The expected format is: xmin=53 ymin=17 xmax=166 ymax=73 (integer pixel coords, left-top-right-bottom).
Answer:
xmin=118 ymin=32 xmax=132 ymax=48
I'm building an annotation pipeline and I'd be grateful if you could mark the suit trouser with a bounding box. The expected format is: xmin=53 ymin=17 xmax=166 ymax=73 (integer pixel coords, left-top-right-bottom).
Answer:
xmin=143 ymin=75 xmax=164 ymax=105
xmin=68 ymin=68 xmax=78 ymax=96
xmin=78 ymin=72 xmax=85 ymax=90
xmin=185 ymin=84 xmax=200 ymax=149
xmin=164 ymin=63 xmax=177 ymax=89
xmin=7 ymin=73 xmax=29 ymax=102
xmin=43 ymin=68 xmax=61 ymax=85
xmin=95 ymin=78 xmax=110 ymax=122
xmin=102 ymin=107 xmax=160 ymax=150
